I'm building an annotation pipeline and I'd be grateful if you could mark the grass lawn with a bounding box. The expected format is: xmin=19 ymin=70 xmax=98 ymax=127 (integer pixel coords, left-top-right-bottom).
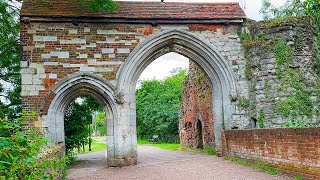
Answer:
xmin=137 ymin=139 xmax=181 ymax=150
xmin=224 ymin=157 xmax=279 ymax=175
xmin=77 ymin=139 xmax=107 ymax=154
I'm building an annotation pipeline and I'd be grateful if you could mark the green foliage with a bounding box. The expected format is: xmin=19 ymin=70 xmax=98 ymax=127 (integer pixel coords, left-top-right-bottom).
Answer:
xmin=95 ymin=112 xmax=107 ymax=136
xmin=224 ymin=157 xmax=279 ymax=175
xmin=136 ymin=70 xmax=186 ymax=142
xmin=224 ymin=157 xmax=253 ymax=167
xmin=237 ymin=97 xmax=250 ymax=109
xmin=64 ymin=96 xmax=104 ymax=154
xmin=180 ymin=145 xmax=217 ymax=156
xmin=202 ymin=145 xmax=217 ymax=156
xmin=77 ymin=140 xmax=107 ymax=154
xmin=77 ymin=0 xmax=120 ymax=12
xmin=272 ymin=40 xmax=315 ymax=121
xmin=258 ymin=109 xmax=265 ymax=128
xmin=240 ymin=32 xmax=250 ymax=41
xmin=260 ymin=0 xmax=320 ymax=46
xmin=136 ymin=140 xmax=180 ymax=150
xmin=0 ymin=117 xmax=68 ymax=179
xmin=256 ymin=163 xmax=279 ymax=175
xmin=152 ymin=143 xmax=181 ymax=150
xmin=278 ymin=90 xmax=314 ymax=118
xmin=282 ymin=118 xmax=319 ymax=128
xmin=0 ymin=1 xmax=21 ymax=119
xmin=274 ymin=40 xmax=293 ymax=66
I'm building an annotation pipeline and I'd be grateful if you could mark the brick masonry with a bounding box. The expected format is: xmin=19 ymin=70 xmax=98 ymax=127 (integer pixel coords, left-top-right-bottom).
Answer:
xmin=222 ymin=128 xmax=320 ymax=179
xmin=20 ymin=1 xmax=320 ymax=170
xmin=179 ymin=17 xmax=320 ymax=149
xmin=20 ymin=22 xmax=248 ymax=129
xmin=179 ymin=62 xmax=214 ymax=148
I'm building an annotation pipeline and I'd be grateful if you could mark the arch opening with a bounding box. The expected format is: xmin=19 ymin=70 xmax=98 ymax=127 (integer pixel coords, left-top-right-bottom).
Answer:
xmin=41 ymin=73 xmax=118 ymax=165
xmin=196 ymin=119 xmax=204 ymax=149
xmin=117 ymin=29 xmax=237 ymax=157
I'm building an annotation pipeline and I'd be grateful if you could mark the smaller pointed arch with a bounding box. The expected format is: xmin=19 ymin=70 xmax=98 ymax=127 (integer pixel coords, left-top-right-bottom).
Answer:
xmin=39 ymin=72 xmax=119 ymax=165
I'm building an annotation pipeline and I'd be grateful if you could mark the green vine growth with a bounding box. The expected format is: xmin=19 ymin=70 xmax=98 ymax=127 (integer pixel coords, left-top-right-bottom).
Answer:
xmin=258 ymin=109 xmax=265 ymax=128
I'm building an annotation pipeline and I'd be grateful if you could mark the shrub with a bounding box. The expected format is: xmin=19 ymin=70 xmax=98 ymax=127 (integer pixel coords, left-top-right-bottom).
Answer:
xmin=0 ymin=117 xmax=68 ymax=179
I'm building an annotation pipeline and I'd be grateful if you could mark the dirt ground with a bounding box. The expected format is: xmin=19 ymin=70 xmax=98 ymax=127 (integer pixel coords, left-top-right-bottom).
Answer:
xmin=67 ymin=145 xmax=291 ymax=180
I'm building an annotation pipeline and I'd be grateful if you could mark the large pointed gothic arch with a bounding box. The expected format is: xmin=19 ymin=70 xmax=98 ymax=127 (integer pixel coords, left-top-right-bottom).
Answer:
xmin=117 ymin=30 xmax=238 ymax=151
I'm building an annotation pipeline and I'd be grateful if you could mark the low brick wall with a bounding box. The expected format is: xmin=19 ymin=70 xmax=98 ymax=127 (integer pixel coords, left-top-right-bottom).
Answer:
xmin=222 ymin=128 xmax=320 ymax=179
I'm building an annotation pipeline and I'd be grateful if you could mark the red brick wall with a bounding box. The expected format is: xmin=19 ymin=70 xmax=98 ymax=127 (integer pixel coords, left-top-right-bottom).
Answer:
xmin=222 ymin=128 xmax=320 ymax=179
xmin=179 ymin=62 xmax=214 ymax=148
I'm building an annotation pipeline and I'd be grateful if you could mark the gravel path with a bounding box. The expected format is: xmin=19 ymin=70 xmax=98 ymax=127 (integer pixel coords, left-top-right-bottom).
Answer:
xmin=67 ymin=145 xmax=291 ymax=180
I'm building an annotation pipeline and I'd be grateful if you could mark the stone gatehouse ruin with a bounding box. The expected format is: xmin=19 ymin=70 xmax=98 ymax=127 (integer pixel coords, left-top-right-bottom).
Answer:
xmin=20 ymin=0 xmax=319 ymax=170
xmin=179 ymin=16 xmax=320 ymax=149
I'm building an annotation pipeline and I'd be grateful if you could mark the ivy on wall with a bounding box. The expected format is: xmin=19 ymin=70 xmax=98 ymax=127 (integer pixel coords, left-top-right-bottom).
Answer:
xmin=239 ymin=17 xmax=320 ymax=128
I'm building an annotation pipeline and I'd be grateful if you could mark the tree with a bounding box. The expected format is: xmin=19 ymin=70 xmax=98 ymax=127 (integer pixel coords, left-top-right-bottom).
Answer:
xmin=0 ymin=1 xmax=21 ymax=119
xmin=136 ymin=70 xmax=186 ymax=142
xmin=64 ymin=96 xmax=104 ymax=153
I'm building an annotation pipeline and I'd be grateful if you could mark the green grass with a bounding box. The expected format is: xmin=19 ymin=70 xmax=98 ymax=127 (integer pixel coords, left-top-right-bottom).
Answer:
xmin=137 ymin=139 xmax=150 ymax=144
xmin=202 ymin=147 xmax=217 ymax=155
xmin=224 ymin=157 xmax=279 ymax=175
xmin=152 ymin=143 xmax=181 ymax=150
xmin=77 ymin=139 xmax=107 ymax=154
xmin=180 ymin=145 xmax=217 ymax=156
xmin=137 ymin=140 xmax=181 ymax=150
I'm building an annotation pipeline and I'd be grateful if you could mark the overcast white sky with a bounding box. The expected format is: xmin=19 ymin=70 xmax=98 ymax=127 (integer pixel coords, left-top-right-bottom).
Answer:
xmin=134 ymin=0 xmax=287 ymax=83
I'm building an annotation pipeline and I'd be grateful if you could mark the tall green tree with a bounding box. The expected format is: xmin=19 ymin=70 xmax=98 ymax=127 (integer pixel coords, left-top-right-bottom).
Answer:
xmin=0 ymin=1 xmax=21 ymax=119
xmin=136 ymin=70 xmax=186 ymax=142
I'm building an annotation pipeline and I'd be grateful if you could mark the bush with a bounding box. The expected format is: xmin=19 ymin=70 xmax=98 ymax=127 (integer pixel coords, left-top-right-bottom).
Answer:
xmin=0 ymin=117 xmax=68 ymax=179
xmin=136 ymin=70 xmax=186 ymax=143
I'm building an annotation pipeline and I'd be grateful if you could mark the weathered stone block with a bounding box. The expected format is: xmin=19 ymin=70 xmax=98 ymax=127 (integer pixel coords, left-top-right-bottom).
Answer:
xmin=80 ymin=67 xmax=95 ymax=72
xmin=25 ymin=85 xmax=36 ymax=91
xmin=94 ymin=54 xmax=102 ymax=58
xmin=21 ymin=74 xmax=33 ymax=85
xmin=49 ymin=74 xmax=57 ymax=79
xmin=60 ymin=38 xmax=86 ymax=44
xmin=50 ymin=52 xmax=69 ymax=58
xmin=87 ymin=59 xmax=97 ymax=65
xmin=117 ymin=48 xmax=130 ymax=54
xmin=20 ymin=61 xmax=29 ymax=68
xmin=102 ymin=48 xmax=115 ymax=54
xmin=69 ymin=29 xmax=77 ymax=34
xmin=84 ymin=27 xmax=90 ymax=32
xmin=41 ymin=54 xmax=51 ymax=59
xmin=23 ymin=46 xmax=35 ymax=51
xmin=77 ymin=53 xmax=88 ymax=59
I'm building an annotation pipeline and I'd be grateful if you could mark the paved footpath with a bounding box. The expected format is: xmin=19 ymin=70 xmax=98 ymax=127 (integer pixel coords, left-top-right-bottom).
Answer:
xmin=67 ymin=145 xmax=291 ymax=180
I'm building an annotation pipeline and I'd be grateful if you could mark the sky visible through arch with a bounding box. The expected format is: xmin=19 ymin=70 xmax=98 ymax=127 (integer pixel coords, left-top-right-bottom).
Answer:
xmin=130 ymin=0 xmax=287 ymax=84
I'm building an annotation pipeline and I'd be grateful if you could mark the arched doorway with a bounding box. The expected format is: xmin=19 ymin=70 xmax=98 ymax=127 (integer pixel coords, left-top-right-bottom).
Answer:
xmin=116 ymin=29 xmax=237 ymax=165
xmin=40 ymin=72 xmax=119 ymax=166
xmin=196 ymin=119 xmax=203 ymax=149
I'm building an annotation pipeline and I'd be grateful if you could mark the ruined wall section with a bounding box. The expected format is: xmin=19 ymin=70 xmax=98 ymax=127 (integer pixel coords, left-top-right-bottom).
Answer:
xmin=179 ymin=16 xmax=320 ymax=148
xmin=179 ymin=62 xmax=214 ymax=148
xmin=243 ymin=17 xmax=320 ymax=128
